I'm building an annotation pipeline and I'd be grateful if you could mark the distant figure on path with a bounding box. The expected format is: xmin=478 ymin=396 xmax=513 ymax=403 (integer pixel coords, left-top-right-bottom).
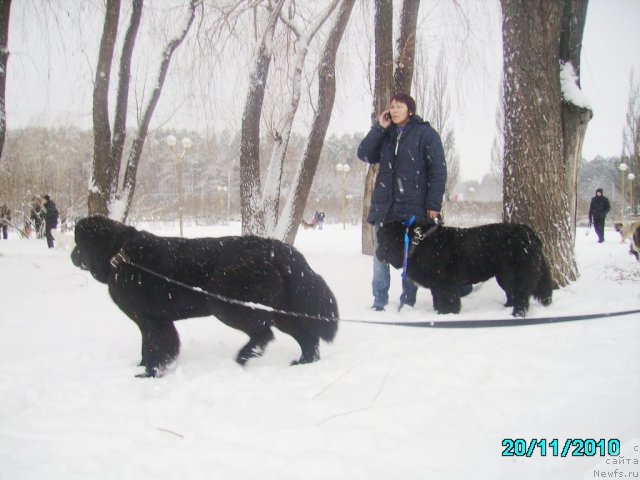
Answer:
xmin=588 ymin=187 xmax=610 ymax=243
xmin=42 ymin=195 xmax=59 ymax=249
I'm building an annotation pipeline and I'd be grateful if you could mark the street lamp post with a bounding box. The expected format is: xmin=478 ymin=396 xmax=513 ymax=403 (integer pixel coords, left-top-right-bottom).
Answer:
xmin=166 ymin=135 xmax=193 ymax=237
xmin=629 ymin=173 xmax=636 ymax=217
xmin=619 ymin=163 xmax=628 ymax=218
xmin=216 ymin=185 xmax=228 ymax=223
xmin=336 ymin=163 xmax=351 ymax=229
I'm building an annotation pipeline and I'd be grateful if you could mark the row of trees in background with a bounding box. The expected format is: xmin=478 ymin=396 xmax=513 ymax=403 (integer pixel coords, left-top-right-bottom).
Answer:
xmin=2 ymin=123 xmax=632 ymax=233
xmin=0 ymin=127 xmax=367 ymax=227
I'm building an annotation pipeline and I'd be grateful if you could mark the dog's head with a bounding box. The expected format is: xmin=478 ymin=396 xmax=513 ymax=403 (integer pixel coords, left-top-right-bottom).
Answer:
xmin=71 ymin=215 xmax=138 ymax=283
xmin=376 ymin=218 xmax=438 ymax=269
xmin=614 ymin=222 xmax=624 ymax=234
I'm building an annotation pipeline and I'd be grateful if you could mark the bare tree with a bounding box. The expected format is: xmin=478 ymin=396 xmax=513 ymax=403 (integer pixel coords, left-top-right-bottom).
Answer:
xmin=89 ymin=0 xmax=198 ymax=219
xmin=240 ymin=0 xmax=348 ymax=240
xmin=622 ymin=71 xmax=639 ymax=215
xmin=277 ymin=0 xmax=357 ymax=244
xmin=0 ymin=0 xmax=11 ymax=162
xmin=415 ymin=46 xmax=459 ymax=202
xmin=501 ymin=0 xmax=587 ymax=287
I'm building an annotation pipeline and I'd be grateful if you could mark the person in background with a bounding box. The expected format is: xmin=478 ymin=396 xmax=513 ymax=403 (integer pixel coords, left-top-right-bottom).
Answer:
xmin=588 ymin=187 xmax=610 ymax=243
xmin=41 ymin=195 xmax=59 ymax=249
xmin=315 ymin=210 xmax=325 ymax=230
xmin=357 ymin=93 xmax=449 ymax=311
xmin=29 ymin=196 xmax=44 ymax=238
xmin=0 ymin=203 xmax=11 ymax=239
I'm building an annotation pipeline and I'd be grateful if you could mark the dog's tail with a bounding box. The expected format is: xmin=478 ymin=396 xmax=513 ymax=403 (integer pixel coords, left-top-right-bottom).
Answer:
xmin=533 ymin=257 xmax=553 ymax=306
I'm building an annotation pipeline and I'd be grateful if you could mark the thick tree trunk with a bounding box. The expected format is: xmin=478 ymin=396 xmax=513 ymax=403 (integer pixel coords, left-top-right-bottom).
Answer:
xmin=89 ymin=0 xmax=120 ymax=216
xmin=393 ymin=0 xmax=420 ymax=95
xmin=560 ymin=0 xmax=591 ymax=235
xmin=240 ymin=0 xmax=285 ymax=236
xmin=562 ymin=101 xmax=592 ymax=233
xmin=501 ymin=0 xmax=577 ymax=287
xmin=362 ymin=0 xmax=393 ymax=256
xmin=279 ymin=0 xmax=356 ymax=245
xmin=0 ymin=0 xmax=11 ymax=163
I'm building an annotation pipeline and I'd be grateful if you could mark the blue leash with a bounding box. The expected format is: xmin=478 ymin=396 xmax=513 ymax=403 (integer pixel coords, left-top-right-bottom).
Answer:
xmin=401 ymin=215 xmax=415 ymax=279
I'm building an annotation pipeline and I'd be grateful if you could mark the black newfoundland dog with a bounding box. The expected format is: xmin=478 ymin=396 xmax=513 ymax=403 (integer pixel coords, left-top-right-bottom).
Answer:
xmin=71 ymin=216 xmax=339 ymax=377
xmin=376 ymin=219 xmax=553 ymax=317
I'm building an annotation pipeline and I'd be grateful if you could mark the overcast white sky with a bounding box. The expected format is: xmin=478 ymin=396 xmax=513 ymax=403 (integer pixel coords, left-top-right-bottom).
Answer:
xmin=5 ymin=0 xmax=640 ymax=181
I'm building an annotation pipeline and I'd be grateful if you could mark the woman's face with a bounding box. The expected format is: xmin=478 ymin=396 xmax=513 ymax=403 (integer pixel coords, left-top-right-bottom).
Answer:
xmin=389 ymin=100 xmax=411 ymax=126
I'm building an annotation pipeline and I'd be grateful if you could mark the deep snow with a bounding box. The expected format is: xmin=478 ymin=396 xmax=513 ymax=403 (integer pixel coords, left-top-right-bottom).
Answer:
xmin=0 ymin=222 xmax=639 ymax=479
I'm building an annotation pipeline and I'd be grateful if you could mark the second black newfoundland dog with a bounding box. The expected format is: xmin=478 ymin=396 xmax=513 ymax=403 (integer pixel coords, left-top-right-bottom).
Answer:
xmin=71 ymin=216 xmax=339 ymax=377
xmin=376 ymin=219 xmax=553 ymax=317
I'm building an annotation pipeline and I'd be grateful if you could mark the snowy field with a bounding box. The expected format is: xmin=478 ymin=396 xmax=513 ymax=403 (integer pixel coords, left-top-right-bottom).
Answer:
xmin=1 ymin=222 xmax=639 ymax=480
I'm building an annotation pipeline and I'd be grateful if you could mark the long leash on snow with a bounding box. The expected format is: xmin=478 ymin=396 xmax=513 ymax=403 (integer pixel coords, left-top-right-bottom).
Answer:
xmin=109 ymin=250 xmax=640 ymax=328
xmin=340 ymin=309 xmax=640 ymax=328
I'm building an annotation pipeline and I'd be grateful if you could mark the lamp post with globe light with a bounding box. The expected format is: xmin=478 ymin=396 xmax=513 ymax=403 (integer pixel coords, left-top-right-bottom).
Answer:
xmin=619 ymin=163 xmax=628 ymax=218
xmin=336 ymin=163 xmax=351 ymax=229
xmin=216 ymin=185 xmax=228 ymax=223
xmin=166 ymin=135 xmax=192 ymax=237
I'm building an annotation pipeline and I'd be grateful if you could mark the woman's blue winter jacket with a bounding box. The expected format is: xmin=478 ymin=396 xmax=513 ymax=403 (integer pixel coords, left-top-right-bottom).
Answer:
xmin=357 ymin=115 xmax=447 ymax=225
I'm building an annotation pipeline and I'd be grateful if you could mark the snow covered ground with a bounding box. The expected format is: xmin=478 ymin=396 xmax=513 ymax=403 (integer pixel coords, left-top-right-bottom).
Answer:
xmin=1 ymin=222 xmax=639 ymax=479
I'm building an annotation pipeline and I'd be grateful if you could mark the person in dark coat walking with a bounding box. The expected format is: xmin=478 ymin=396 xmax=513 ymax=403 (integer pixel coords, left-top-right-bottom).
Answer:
xmin=357 ymin=93 xmax=448 ymax=311
xmin=0 ymin=204 xmax=11 ymax=240
xmin=41 ymin=194 xmax=59 ymax=248
xmin=588 ymin=187 xmax=611 ymax=243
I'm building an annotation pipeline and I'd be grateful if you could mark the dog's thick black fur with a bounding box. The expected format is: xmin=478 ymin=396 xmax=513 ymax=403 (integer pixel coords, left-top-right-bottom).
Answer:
xmin=376 ymin=219 xmax=553 ymax=317
xmin=71 ymin=216 xmax=339 ymax=377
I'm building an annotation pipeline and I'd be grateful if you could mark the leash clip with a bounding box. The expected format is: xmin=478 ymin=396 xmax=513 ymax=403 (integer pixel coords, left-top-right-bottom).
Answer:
xmin=412 ymin=227 xmax=425 ymax=245
xmin=110 ymin=250 xmax=130 ymax=268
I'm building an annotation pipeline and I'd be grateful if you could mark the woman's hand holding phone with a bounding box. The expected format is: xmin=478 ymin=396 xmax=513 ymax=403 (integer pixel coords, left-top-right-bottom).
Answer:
xmin=379 ymin=110 xmax=392 ymax=128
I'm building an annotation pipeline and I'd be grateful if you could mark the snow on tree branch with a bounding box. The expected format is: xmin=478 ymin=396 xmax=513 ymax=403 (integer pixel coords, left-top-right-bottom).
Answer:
xmin=560 ymin=61 xmax=591 ymax=109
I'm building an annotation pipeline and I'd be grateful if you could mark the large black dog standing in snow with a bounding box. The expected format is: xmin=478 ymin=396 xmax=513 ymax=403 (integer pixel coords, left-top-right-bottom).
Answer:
xmin=376 ymin=219 xmax=553 ymax=317
xmin=71 ymin=216 xmax=339 ymax=377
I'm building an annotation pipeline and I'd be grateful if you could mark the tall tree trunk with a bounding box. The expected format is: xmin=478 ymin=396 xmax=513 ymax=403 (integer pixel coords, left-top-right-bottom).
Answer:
xmin=120 ymin=0 xmax=197 ymax=222
xmin=393 ymin=0 xmax=420 ymax=95
xmin=108 ymin=0 xmax=143 ymax=207
xmin=0 ymin=0 xmax=11 ymax=163
xmin=560 ymin=0 xmax=591 ymax=236
xmin=362 ymin=0 xmax=393 ymax=255
xmin=89 ymin=0 xmax=120 ymax=216
xmin=88 ymin=0 xmax=196 ymax=221
xmin=240 ymin=0 xmax=285 ymax=236
xmin=279 ymin=0 xmax=356 ymax=244
xmin=501 ymin=0 xmax=578 ymax=287
xmin=261 ymin=0 xmax=340 ymax=235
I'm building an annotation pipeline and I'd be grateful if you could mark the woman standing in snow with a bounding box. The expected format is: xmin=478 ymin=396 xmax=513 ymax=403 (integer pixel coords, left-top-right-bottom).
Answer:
xmin=357 ymin=93 xmax=448 ymax=311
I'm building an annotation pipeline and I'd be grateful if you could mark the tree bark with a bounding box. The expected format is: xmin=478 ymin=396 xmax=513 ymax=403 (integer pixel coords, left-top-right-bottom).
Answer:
xmin=89 ymin=0 xmax=120 ymax=216
xmin=279 ymin=0 xmax=356 ymax=244
xmin=0 ymin=0 xmax=12 ymax=163
xmin=362 ymin=0 xmax=393 ymax=256
xmin=501 ymin=0 xmax=578 ymax=287
xmin=560 ymin=0 xmax=591 ymax=235
xmin=240 ymin=0 xmax=285 ymax=236
xmin=393 ymin=0 xmax=420 ymax=95
xmin=109 ymin=0 xmax=143 ymax=207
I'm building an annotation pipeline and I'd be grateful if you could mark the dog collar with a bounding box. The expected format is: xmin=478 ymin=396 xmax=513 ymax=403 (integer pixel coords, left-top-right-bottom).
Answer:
xmin=408 ymin=223 xmax=439 ymax=259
